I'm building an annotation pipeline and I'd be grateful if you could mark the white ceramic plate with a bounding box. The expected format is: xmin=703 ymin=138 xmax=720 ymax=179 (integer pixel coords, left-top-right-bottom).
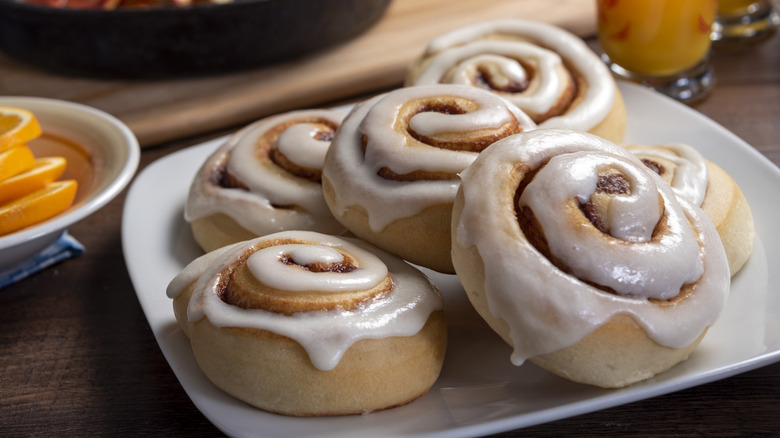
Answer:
xmin=123 ymin=82 xmax=780 ymax=438
xmin=0 ymin=96 xmax=140 ymax=270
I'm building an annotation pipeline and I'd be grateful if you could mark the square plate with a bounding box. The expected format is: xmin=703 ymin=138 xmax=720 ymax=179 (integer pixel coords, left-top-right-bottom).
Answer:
xmin=122 ymin=82 xmax=780 ymax=437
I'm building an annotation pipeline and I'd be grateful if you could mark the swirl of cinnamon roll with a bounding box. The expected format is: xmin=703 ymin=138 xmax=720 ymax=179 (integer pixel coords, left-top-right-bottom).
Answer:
xmin=322 ymin=84 xmax=536 ymax=273
xmin=167 ymin=230 xmax=446 ymax=416
xmin=185 ymin=109 xmax=347 ymax=253
xmin=626 ymin=143 xmax=755 ymax=276
xmin=451 ymin=129 xmax=730 ymax=388
xmin=406 ymin=19 xmax=626 ymax=143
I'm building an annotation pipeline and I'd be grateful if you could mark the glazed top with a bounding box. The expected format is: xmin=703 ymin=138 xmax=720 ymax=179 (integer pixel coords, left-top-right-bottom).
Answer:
xmin=408 ymin=19 xmax=616 ymax=132
xmin=454 ymin=129 xmax=730 ymax=364
xmin=185 ymin=110 xmax=346 ymax=236
xmin=167 ymin=231 xmax=443 ymax=371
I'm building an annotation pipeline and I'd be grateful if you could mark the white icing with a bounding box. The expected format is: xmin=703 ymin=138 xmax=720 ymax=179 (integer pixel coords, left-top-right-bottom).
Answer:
xmin=166 ymin=242 xmax=240 ymax=299
xmin=455 ymin=129 xmax=730 ymax=365
xmin=246 ymin=243 xmax=388 ymax=292
xmin=185 ymin=109 xmax=346 ymax=237
xmin=451 ymin=53 xmax=530 ymax=87
xmin=519 ymin=152 xmax=702 ymax=300
xmin=322 ymin=84 xmax=536 ymax=232
xmin=275 ymin=123 xmax=329 ymax=172
xmin=410 ymin=19 xmax=616 ymax=132
xmin=289 ymin=245 xmax=343 ymax=266
xmin=166 ymin=231 xmax=443 ymax=371
xmin=416 ymin=40 xmax=568 ymax=116
xmin=627 ymin=143 xmax=709 ymax=206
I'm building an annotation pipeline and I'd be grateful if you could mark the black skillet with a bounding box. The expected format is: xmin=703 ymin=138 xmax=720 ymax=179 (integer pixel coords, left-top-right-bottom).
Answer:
xmin=0 ymin=0 xmax=393 ymax=79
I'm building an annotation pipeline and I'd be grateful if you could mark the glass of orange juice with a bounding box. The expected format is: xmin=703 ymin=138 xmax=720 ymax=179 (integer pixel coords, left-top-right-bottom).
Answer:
xmin=711 ymin=0 xmax=779 ymax=46
xmin=597 ymin=0 xmax=717 ymax=104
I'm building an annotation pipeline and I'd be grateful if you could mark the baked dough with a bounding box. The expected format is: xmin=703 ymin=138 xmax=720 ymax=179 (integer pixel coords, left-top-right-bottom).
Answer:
xmin=185 ymin=109 xmax=347 ymax=253
xmin=322 ymin=84 xmax=536 ymax=273
xmin=167 ymin=231 xmax=446 ymax=416
xmin=451 ymin=129 xmax=730 ymax=388
xmin=406 ymin=19 xmax=626 ymax=143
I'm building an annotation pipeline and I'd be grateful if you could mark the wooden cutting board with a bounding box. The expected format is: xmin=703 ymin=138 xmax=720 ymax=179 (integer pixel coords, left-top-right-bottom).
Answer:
xmin=0 ymin=0 xmax=597 ymax=147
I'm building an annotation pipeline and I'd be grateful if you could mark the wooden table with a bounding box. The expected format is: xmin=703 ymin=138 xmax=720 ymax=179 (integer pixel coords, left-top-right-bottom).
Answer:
xmin=2 ymin=25 xmax=779 ymax=438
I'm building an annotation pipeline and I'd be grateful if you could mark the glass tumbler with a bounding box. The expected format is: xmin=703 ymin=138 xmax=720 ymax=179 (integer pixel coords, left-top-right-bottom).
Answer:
xmin=597 ymin=0 xmax=717 ymax=104
xmin=711 ymin=0 xmax=779 ymax=46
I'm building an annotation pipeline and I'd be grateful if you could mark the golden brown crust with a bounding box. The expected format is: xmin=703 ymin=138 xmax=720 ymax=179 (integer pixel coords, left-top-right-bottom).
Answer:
xmin=188 ymin=310 xmax=447 ymax=416
xmin=530 ymin=315 xmax=706 ymax=388
xmin=587 ymin=85 xmax=627 ymax=144
xmin=190 ymin=213 xmax=258 ymax=254
xmin=323 ymin=176 xmax=455 ymax=273
xmin=700 ymin=161 xmax=755 ymax=275
xmin=172 ymin=282 xmax=194 ymax=338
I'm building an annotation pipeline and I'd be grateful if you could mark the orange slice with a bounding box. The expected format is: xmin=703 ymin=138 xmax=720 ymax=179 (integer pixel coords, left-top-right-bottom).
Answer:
xmin=0 ymin=180 xmax=78 ymax=236
xmin=0 ymin=106 xmax=42 ymax=153
xmin=0 ymin=145 xmax=36 ymax=182
xmin=0 ymin=156 xmax=67 ymax=205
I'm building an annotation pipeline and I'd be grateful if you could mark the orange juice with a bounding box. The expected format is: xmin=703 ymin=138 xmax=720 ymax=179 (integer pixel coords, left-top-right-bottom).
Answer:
xmin=597 ymin=0 xmax=717 ymax=76
xmin=29 ymin=132 xmax=95 ymax=206
xmin=718 ymin=0 xmax=758 ymax=16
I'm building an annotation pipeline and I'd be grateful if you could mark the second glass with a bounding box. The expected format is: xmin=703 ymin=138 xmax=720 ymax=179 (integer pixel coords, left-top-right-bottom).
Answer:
xmin=597 ymin=0 xmax=717 ymax=104
xmin=711 ymin=0 xmax=779 ymax=46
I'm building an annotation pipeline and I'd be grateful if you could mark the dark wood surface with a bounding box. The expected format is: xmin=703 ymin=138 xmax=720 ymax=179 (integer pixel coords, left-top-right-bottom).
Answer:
xmin=2 ymin=31 xmax=779 ymax=437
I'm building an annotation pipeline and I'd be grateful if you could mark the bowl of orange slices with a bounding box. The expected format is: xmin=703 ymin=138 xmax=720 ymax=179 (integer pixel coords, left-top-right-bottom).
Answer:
xmin=0 ymin=97 xmax=139 ymax=271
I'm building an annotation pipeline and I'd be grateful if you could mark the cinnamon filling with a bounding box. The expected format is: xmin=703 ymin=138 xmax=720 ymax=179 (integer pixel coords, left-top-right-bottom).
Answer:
xmin=279 ymin=255 xmax=357 ymax=274
xmin=528 ymin=68 xmax=578 ymax=124
xmin=514 ymin=171 xmax=682 ymax=301
xmin=404 ymin=98 xmax=522 ymax=153
xmin=370 ymin=98 xmax=525 ymax=182
xmin=210 ymin=154 xmax=249 ymax=190
xmin=580 ymin=174 xmax=631 ymax=234
xmin=211 ymin=118 xmax=338 ymax=190
xmin=270 ymin=148 xmax=323 ymax=183
xmin=596 ymin=173 xmax=631 ymax=194
xmin=268 ymin=119 xmax=337 ymax=183
xmin=211 ymin=162 xmax=295 ymax=210
xmin=474 ymin=61 xmax=532 ymax=93
xmin=376 ymin=166 xmax=458 ymax=182
xmin=641 ymin=158 xmax=665 ymax=176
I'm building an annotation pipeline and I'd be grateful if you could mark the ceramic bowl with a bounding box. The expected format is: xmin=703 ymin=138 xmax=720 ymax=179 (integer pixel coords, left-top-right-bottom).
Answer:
xmin=0 ymin=96 xmax=140 ymax=271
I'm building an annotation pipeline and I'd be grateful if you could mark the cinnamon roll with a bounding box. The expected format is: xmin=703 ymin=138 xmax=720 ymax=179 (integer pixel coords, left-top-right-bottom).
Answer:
xmin=406 ymin=19 xmax=626 ymax=143
xmin=322 ymin=84 xmax=536 ymax=273
xmin=167 ymin=230 xmax=447 ymax=416
xmin=626 ymin=143 xmax=754 ymax=276
xmin=185 ymin=109 xmax=347 ymax=253
xmin=451 ymin=129 xmax=730 ymax=388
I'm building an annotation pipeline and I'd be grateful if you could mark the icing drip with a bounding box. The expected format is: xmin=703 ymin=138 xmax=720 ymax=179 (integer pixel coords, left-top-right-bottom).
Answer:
xmin=185 ymin=110 xmax=346 ymax=236
xmin=323 ymin=84 xmax=536 ymax=232
xmin=409 ymin=19 xmax=615 ymax=132
xmin=167 ymin=231 xmax=443 ymax=371
xmin=455 ymin=129 xmax=729 ymax=365
xmin=627 ymin=143 xmax=709 ymax=207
